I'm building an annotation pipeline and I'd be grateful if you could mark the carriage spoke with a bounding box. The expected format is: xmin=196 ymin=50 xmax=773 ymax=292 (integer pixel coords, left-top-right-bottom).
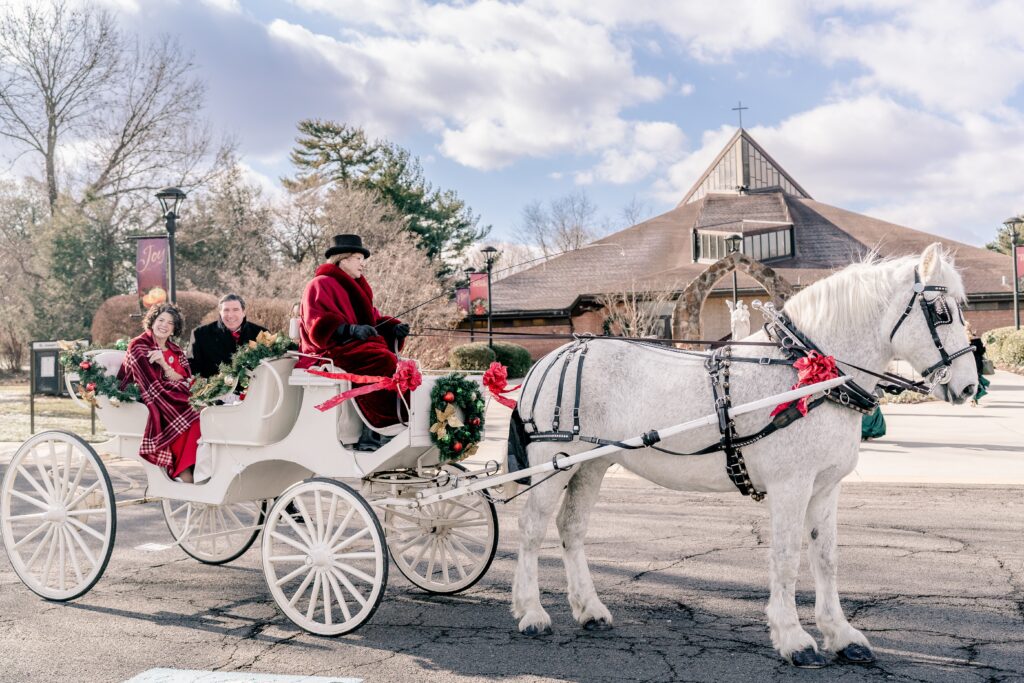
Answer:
xmin=222 ymin=504 xmax=248 ymax=532
xmin=6 ymin=512 xmax=46 ymax=522
xmin=42 ymin=528 xmax=59 ymax=588
xmin=62 ymin=529 xmax=84 ymax=585
xmin=332 ymin=551 xmax=378 ymax=560
xmin=275 ymin=564 xmax=310 ymax=586
xmin=385 ymin=508 xmax=427 ymax=524
xmin=329 ymin=565 xmax=369 ymax=608
xmin=281 ymin=508 xmax=315 ymax=547
xmin=293 ymin=496 xmax=320 ymax=548
xmin=287 ymin=566 xmax=317 ymax=607
xmin=321 ymin=573 xmax=332 ymax=625
xmin=407 ymin=533 xmax=432 ymax=567
xmin=26 ymin=526 xmax=55 ymax=570
xmin=331 ymin=525 xmax=371 ymax=553
xmin=314 ymin=490 xmax=325 ymax=544
xmin=449 ymin=529 xmax=486 ymax=546
xmin=10 ymin=489 xmax=50 ymax=511
xmin=60 ymin=444 xmax=73 ymax=502
xmin=447 ymin=533 xmax=478 ymax=567
xmin=445 ymin=519 xmax=488 ymax=529
xmin=443 ymin=538 xmax=469 ymax=580
xmin=64 ymin=523 xmax=98 ymax=568
xmin=169 ymin=502 xmax=189 ymax=518
xmin=57 ymin=527 xmax=67 ymax=591
xmin=439 ymin=540 xmax=450 ymax=584
xmin=270 ymin=531 xmax=310 ymax=555
xmin=15 ymin=465 xmax=52 ymax=503
xmin=12 ymin=521 xmax=50 ymax=550
xmin=321 ymin=492 xmax=339 ymax=545
xmin=66 ymin=481 xmax=101 ymax=511
xmin=331 ymin=561 xmax=376 ymax=585
xmin=325 ymin=568 xmax=353 ymax=621
xmin=425 ymin=539 xmax=439 ymax=581
xmin=267 ymin=553 xmax=306 ymax=563
xmin=66 ymin=516 xmax=106 ymax=542
xmin=62 ymin=456 xmax=88 ymax=507
xmin=306 ymin=572 xmax=322 ymax=621
xmin=325 ymin=507 xmax=355 ymax=549
xmin=65 ymin=507 xmax=104 ymax=518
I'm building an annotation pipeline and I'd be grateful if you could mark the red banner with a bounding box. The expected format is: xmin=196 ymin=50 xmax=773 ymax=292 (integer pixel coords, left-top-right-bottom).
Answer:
xmin=469 ymin=272 xmax=489 ymax=316
xmin=455 ymin=287 xmax=470 ymax=314
xmin=1016 ymin=246 xmax=1024 ymax=283
xmin=136 ymin=237 xmax=168 ymax=308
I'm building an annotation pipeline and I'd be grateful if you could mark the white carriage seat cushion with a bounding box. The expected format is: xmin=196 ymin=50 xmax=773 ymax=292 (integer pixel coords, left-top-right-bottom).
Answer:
xmin=91 ymin=350 xmax=127 ymax=377
xmin=200 ymin=357 xmax=301 ymax=446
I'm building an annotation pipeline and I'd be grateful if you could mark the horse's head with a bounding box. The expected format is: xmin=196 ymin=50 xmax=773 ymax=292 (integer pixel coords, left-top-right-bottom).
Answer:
xmin=885 ymin=243 xmax=977 ymax=404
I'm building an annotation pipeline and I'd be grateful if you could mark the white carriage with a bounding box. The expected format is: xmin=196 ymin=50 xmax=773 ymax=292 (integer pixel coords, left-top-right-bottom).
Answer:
xmin=1 ymin=352 xmax=499 ymax=636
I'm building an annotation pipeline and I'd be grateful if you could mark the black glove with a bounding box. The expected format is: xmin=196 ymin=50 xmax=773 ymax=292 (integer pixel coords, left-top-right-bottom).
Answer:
xmin=337 ymin=324 xmax=379 ymax=341
xmin=394 ymin=322 xmax=410 ymax=339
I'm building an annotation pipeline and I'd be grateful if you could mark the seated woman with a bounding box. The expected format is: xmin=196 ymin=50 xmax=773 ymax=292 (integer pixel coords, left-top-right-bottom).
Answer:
xmin=118 ymin=303 xmax=202 ymax=482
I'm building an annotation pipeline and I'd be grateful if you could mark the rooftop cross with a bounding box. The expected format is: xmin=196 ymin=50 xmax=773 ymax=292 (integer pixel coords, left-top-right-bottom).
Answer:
xmin=731 ymin=101 xmax=749 ymax=128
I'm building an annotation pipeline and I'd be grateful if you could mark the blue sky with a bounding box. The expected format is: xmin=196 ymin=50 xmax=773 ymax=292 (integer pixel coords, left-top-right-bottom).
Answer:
xmin=40 ymin=1 xmax=1024 ymax=246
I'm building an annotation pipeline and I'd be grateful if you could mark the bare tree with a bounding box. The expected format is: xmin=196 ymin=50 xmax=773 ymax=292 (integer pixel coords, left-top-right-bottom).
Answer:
xmin=515 ymin=190 xmax=604 ymax=256
xmin=0 ymin=179 xmax=47 ymax=370
xmin=460 ymin=241 xmax=544 ymax=281
xmin=0 ymin=1 xmax=230 ymax=214
xmin=620 ymin=195 xmax=652 ymax=227
xmin=595 ymin=280 xmax=680 ymax=339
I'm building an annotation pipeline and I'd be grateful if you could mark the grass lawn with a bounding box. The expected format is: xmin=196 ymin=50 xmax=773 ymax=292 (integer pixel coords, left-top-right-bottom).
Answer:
xmin=0 ymin=382 xmax=107 ymax=443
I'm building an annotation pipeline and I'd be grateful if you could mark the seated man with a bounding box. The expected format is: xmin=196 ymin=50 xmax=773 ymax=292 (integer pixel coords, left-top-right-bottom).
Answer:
xmin=188 ymin=293 xmax=268 ymax=379
xmin=295 ymin=234 xmax=410 ymax=450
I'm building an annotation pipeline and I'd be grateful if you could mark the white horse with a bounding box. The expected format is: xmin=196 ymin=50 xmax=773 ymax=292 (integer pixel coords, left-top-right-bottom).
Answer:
xmin=510 ymin=244 xmax=977 ymax=667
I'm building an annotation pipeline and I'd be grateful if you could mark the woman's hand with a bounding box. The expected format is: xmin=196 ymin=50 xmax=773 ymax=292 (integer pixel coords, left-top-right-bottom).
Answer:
xmin=147 ymin=349 xmax=167 ymax=367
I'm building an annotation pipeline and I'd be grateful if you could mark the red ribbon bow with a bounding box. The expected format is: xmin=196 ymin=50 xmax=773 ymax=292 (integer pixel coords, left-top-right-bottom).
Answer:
xmin=770 ymin=351 xmax=839 ymax=417
xmin=308 ymin=359 xmax=423 ymax=412
xmin=482 ymin=361 xmax=521 ymax=409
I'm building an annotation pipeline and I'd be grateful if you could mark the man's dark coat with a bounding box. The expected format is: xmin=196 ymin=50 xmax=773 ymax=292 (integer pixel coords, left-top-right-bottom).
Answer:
xmin=187 ymin=318 xmax=269 ymax=378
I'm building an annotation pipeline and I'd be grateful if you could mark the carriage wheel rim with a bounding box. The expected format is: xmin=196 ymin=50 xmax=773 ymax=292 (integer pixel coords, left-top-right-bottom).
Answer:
xmin=1 ymin=431 xmax=116 ymax=601
xmin=262 ymin=479 xmax=387 ymax=636
xmin=162 ymin=498 xmax=266 ymax=564
xmin=384 ymin=491 xmax=497 ymax=594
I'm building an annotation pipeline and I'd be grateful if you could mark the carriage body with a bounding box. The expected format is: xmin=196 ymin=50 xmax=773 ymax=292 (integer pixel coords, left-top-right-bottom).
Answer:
xmin=2 ymin=350 xmax=499 ymax=636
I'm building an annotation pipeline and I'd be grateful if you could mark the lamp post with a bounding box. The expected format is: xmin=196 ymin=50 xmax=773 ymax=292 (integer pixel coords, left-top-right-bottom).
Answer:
xmin=155 ymin=187 xmax=187 ymax=304
xmin=481 ymin=245 xmax=499 ymax=348
xmin=1004 ymin=216 xmax=1023 ymax=330
xmin=463 ymin=266 xmax=476 ymax=342
xmin=725 ymin=234 xmax=742 ymax=308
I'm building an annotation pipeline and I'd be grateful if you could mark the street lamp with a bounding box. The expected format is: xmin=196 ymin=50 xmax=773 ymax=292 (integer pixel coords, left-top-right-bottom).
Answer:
xmin=1004 ymin=216 xmax=1023 ymax=330
xmin=463 ymin=266 xmax=476 ymax=342
xmin=155 ymin=186 xmax=187 ymax=304
xmin=725 ymin=234 xmax=742 ymax=309
xmin=481 ymin=245 xmax=499 ymax=348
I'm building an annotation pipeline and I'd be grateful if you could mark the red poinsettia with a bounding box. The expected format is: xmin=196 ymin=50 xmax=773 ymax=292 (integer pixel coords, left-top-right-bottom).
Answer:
xmin=771 ymin=351 xmax=839 ymax=417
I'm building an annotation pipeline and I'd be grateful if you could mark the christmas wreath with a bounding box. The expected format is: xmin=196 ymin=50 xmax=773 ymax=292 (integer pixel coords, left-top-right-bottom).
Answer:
xmin=429 ymin=373 xmax=486 ymax=462
xmin=58 ymin=340 xmax=140 ymax=407
xmin=190 ymin=331 xmax=296 ymax=409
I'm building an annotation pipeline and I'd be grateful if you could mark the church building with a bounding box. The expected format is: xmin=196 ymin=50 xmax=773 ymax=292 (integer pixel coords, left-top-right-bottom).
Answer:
xmin=483 ymin=129 xmax=1017 ymax=358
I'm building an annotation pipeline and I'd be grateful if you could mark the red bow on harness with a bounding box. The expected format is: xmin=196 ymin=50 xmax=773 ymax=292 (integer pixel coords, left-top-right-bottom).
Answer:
xmin=308 ymin=359 xmax=423 ymax=412
xmin=482 ymin=361 xmax=521 ymax=409
xmin=770 ymin=351 xmax=839 ymax=417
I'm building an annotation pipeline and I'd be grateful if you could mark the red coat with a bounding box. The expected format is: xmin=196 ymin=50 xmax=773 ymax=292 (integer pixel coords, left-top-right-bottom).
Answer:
xmin=297 ymin=263 xmax=406 ymax=426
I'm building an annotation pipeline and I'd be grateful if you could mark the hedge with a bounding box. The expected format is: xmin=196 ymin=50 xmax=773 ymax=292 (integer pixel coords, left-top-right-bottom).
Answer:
xmin=491 ymin=341 xmax=533 ymax=378
xmin=983 ymin=326 xmax=1024 ymax=368
xmin=91 ymin=291 xmax=218 ymax=346
xmin=449 ymin=343 xmax=496 ymax=371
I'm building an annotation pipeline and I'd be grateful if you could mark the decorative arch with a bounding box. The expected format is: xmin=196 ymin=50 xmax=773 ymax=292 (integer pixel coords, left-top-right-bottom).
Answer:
xmin=672 ymin=252 xmax=795 ymax=341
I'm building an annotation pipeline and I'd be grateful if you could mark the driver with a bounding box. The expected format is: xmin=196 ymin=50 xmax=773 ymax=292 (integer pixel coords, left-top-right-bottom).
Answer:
xmin=295 ymin=234 xmax=410 ymax=449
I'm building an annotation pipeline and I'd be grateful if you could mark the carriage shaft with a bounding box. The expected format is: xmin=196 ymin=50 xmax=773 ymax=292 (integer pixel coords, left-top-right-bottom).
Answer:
xmin=376 ymin=376 xmax=849 ymax=509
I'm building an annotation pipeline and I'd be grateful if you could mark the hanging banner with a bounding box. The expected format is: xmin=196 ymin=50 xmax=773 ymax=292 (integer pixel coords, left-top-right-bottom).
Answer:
xmin=455 ymin=287 xmax=470 ymax=314
xmin=468 ymin=272 xmax=489 ymax=316
xmin=136 ymin=237 xmax=169 ymax=308
xmin=1016 ymin=246 xmax=1024 ymax=284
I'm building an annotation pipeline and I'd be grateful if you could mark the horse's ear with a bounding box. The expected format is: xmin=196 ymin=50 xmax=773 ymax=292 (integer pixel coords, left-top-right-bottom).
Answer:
xmin=919 ymin=242 xmax=944 ymax=282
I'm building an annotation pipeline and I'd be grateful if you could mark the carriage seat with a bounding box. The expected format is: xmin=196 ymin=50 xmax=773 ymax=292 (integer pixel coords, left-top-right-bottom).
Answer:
xmin=200 ymin=357 xmax=301 ymax=446
xmin=289 ymin=365 xmax=407 ymax=444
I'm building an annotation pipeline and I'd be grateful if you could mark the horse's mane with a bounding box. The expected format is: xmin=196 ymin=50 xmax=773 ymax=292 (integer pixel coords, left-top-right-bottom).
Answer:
xmin=782 ymin=250 xmax=965 ymax=339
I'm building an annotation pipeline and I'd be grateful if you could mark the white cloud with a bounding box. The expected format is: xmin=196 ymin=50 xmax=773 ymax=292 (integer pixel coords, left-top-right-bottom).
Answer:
xmin=576 ymin=121 xmax=686 ymax=185
xmin=679 ymin=83 xmax=695 ymax=96
xmin=269 ymin=2 xmax=667 ymax=170
xmin=199 ymin=0 xmax=242 ymax=14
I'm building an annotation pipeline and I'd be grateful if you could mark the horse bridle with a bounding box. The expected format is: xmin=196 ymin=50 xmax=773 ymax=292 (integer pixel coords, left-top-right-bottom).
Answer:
xmin=888 ymin=269 xmax=974 ymax=386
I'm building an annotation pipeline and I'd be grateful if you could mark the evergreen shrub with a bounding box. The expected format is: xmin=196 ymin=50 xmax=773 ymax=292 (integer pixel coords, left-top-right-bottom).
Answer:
xmin=449 ymin=343 xmax=496 ymax=371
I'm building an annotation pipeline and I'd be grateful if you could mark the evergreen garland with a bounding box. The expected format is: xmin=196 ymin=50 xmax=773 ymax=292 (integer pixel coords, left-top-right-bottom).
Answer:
xmin=428 ymin=373 xmax=486 ymax=462
xmin=58 ymin=341 xmax=141 ymax=406
xmin=189 ymin=331 xmax=297 ymax=409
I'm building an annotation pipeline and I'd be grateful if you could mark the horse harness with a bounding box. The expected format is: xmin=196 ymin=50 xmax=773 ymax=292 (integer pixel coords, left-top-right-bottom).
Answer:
xmin=511 ymin=269 xmax=973 ymax=503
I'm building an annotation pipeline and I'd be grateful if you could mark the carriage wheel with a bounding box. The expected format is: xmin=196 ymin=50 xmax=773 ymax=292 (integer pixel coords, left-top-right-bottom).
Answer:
xmin=162 ymin=499 xmax=268 ymax=565
xmin=262 ymin=478 xmax=387 ymax=636
xmin=1 ymin=431 xmax=116 ymax=601
xmin=382 ymin=464 xmax=498 ymax=595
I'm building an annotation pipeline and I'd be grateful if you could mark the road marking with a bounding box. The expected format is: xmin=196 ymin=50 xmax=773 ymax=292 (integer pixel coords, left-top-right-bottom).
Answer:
xmin=123 ymin=670 xmax=362 ymax=683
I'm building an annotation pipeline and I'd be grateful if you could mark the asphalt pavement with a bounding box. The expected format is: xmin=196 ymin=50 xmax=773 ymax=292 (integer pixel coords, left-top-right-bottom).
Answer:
xmin=0 ymin=371 xmax=1022 ymax=683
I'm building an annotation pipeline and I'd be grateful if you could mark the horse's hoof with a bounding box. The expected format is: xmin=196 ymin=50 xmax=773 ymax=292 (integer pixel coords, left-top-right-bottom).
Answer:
xmin=521 ymin=624 xmax=552 ymax=637
xmin=582 ymin=618 xmax=613 ymax=631
xmin=836 ymin=643 xmax=876 ymax=664
xmin=790 ymin=647 xmax=829 ymax=668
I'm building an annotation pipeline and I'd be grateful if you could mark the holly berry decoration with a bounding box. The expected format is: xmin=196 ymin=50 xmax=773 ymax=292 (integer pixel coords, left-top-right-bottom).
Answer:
xmin=79 ymin=361 xmax=91 ymax=370
xmin=452 ymin=441 xmax=463 ymax=453
xmin=470 ymin=417 xmax=481 ymax=426
xmin=443 ymin=391 xmax=455 ymax=403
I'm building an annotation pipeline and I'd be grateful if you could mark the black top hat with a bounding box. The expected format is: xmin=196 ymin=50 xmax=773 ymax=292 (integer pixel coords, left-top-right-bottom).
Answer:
xmin=325 ymin=234 xmax=371 ymax=259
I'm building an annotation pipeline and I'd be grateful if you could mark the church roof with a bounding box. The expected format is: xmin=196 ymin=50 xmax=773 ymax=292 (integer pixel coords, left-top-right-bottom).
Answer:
xmin=491 ymin=131 xmax=1010 ymax=316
